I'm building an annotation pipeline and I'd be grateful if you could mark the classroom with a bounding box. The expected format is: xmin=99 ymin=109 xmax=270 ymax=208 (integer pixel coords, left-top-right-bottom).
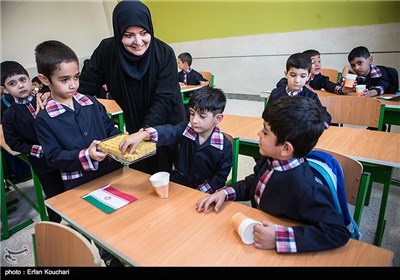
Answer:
xmin=1 ymin=0 xmax=399 ymax=270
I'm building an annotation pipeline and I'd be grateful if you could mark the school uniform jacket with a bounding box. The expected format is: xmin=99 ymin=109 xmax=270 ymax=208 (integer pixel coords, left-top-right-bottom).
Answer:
xmin=34 ymin=93 xmax=122 ymax=190
xmin=276 ymin=74 xmax=339 ymax=93
xmin=268 ymin=85 xmax=332 ymax=125
xmin=2 ymin=95 xmax=58 ymax=176
xmin=230 ymin=157 xmax=350 ymax=252
xmin=178 ymin=69 xmax=207 ymax=85
xmin=151 ymin=122 xmax=232 ymax=193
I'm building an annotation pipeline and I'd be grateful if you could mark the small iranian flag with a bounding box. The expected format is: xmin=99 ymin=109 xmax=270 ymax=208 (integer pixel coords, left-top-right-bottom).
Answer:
xmin=82 ymin=185 xmax=137 ymax=214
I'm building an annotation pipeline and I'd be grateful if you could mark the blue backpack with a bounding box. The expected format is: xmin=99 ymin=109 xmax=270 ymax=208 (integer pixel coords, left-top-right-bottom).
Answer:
xmin=306 ymin=150 xmax=361 ymax=240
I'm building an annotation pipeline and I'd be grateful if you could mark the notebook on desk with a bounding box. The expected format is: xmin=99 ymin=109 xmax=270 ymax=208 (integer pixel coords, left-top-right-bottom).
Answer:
xmin=378 ymin=95 xmax=400 ymax=101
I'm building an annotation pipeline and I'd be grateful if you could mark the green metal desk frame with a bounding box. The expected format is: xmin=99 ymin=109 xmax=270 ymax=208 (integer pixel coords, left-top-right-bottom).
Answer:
xmin=1 ymin=148 xmax=48 ymax=241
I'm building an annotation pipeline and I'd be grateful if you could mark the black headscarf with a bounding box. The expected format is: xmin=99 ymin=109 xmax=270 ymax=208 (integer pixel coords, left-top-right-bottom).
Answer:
xmin=113 ymin=0 xmax=154 ymax=80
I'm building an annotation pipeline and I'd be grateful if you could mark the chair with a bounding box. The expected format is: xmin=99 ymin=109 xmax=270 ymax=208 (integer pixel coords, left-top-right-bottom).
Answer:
xmin=319 ymin=95 xmax=391 ymax=246
xmin=321 ymin=68 xmax=340 ymax=83
xmin=222 ymin=132 xmax=235 ymax=185
xmin=199 ymin=71 xmax=215 ymax=87
xmin=33 ymin=221 xmax=102 ymax=267
xmin=318 ymin=95 xmax=384 ymax=129
xmin=310 ymin=149 xmax=370 ymax=228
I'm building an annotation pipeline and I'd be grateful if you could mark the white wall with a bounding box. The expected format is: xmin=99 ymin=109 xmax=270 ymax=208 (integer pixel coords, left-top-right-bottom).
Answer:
xmin=1 ymin=2 xmax=398 ymax=96
xmin=170 ymin=23 xmax=400 ymax=95
xmin=1 ymin=0 xmax=115 ymax=77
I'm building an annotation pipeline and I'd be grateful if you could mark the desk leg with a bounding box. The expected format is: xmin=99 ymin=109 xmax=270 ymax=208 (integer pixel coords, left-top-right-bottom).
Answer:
xmin=32 ymin=170 xmax=48 ymax=221
xmin=117 ymin=114 xmax=125 ymax=133
xmin=1 ymin=149 xmax=34 ymax=240
xmin=362 ymin=163 xmax=393 ymax=246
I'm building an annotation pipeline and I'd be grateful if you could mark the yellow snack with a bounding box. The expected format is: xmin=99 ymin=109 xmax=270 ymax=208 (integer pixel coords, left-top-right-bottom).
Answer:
xmin=98 ymin=134 xmax=156 ymax=163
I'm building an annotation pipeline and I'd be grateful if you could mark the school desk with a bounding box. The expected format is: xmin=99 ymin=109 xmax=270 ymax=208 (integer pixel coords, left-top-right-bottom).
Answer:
xmin=180 ymin=85 xmax=204 ymax=105
xmin=45 ymin=167 xmax=393 ymax=266
xmin=0 ymin=125 xmax=48 ymax=240
xmin=219 ymin=114 xmax=400 ymax=246
xmin=313 ymin=90 xmax=400 ymax=130
xmin=96 ymin=98 xmax=125 ymax=132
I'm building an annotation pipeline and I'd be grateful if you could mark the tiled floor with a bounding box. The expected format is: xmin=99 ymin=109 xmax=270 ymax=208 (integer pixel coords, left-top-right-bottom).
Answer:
xmin=1 ymin=98 xmax=399 ymax=267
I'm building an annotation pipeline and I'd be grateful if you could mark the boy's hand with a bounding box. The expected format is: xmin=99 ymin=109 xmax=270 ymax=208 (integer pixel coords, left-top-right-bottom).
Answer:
xmin=36 ymin=92 xmax=50 ymax=111
xmin=196 ymin=190 xmax=226 ymax=213
xmin=89 ymin=140 xmax=107 ymax=162
xmin=199 ymin=81 xmax=209 ymax=87
xmin=361 ymin=89 xmax=379 ymax=98
xmin=119 ymin=130 xmax=150 ymax=155
xmin=253 ymin=220 xmax=276 ymax=250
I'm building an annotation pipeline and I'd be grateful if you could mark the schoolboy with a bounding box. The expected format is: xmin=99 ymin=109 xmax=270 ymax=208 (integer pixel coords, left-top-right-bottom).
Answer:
xmin=340 ymin=46 xmax=391 ymax=97
xmin=1 ymin=61 xmax=64 ymax=222
xmin=177 ymin=52 xmax=209 ymax=86
xmin=34 ymin=40 xmax=122 ymax=190
xmin=196 ymin=96 xmax=350 ymax=253
xmin=121 ymin=87 xmax=232 ymax=193
xmin=276 ymin=49 xmax=352 ymax=95
xmin=268 ymin=52 xmax=332 ymax=126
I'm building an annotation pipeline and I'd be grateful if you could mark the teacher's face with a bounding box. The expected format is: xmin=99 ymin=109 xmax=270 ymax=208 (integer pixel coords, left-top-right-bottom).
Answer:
xmin=122 ymin=26 xmax=151 ymax=56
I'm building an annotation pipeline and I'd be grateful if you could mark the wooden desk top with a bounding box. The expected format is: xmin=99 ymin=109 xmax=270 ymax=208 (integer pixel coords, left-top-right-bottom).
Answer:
xmin=45 ymin=168 xmax=393 ymax=266
xmin=313 ymin=90 xmax=400 ymax=107
xmin=97 ymin=98 xmax=123 ymax=115
xmin=0 ymin=125 xmax=19 ymax=155
xmin=219 ymin=114 xmax=400 ymax=168
xmin=180 ymin=85 xmax=203 ymax=93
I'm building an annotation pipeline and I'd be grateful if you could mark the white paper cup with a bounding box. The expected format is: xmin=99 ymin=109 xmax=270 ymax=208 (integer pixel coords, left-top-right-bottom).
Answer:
xmin=344 ymin=73 xmax=357 ymax=88
xmin=149 ymin=171 xmax=170 ymax=199
xmin=355 ymin=84 xmax=366 ymax=93
xmin=231 ymin=212 xmax=262 ymax=245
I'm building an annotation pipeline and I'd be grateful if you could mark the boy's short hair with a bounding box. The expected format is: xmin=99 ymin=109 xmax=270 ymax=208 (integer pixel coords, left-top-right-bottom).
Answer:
xmin=1 ymin=61 xmax=29 ymax=86
xmin=188 ymin=87 xmax=226 ymax=115
xmin=303 ymin=49 xmax=320 ymax=59
xmin=262 ymin=96 xmax=326 ymax=158
xmin=348 ymin=46 xmax=370 ymax=61
xmin=35 ymin=40 xmax=79 ymax=79
xmin=31 ymin=76 xmax=41 ymax=84
xmin=286 ymin=52 xmax=312 ymax=73
xmin=178 ymin=52 xmax=193 ymax=67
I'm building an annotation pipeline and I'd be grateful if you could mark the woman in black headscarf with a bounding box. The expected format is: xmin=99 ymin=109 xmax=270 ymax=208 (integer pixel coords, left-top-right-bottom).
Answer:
xmin=79 ymin=0 xmax=185 ymax=174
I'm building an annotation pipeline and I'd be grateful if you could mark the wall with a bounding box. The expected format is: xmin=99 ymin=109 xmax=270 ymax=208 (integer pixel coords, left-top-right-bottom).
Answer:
xmin=1 ymin=0 xmax=399 ymax=96
xmin=0 ymin=0 xmax=115 ymax=77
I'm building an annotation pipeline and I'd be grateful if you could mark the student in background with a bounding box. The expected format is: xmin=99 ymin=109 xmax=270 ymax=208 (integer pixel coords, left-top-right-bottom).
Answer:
xmin=276 ymin=49 xmax=352 ymax=95
xmin=1 ymin=61 xmax=64 ymax=222
xmin=268 ymin=52 xmax=332 ymax=127
xmin=34 ymin=40 xmax=122 ymax=191
xmin=31 ymin=76 xmax=49 ymax=95
xmin=340 ymin=46 xmax=391 ymax=97
xmin=121 ymin=87 xmax=232 ymax=193
xmin=196 ymin=96 xmax=350 ymax=253
xmin=177 ymin=52 xmax=209 ymax=87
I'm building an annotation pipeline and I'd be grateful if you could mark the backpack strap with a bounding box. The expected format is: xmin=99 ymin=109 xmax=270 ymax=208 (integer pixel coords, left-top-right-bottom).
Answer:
xmin=306 ymin=150 xmax=361 ymax=240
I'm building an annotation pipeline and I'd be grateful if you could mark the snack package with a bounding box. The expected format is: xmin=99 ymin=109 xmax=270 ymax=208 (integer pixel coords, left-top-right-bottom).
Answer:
xmin=98 ymin=134 xmax=156 ymax=164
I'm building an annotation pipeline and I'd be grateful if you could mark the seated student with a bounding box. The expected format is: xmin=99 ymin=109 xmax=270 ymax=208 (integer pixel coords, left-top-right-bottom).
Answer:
xmin=196 ymin=96 xmax=350 ymax=253
xmin=1 ymin=61 xmax=64 ymax=222
xmin=120 ymin=87 xmax=232 ymax=194
xmin=31 ymin=76 xmax=49 ymax=95
xmin=277 ymin=49 xmax=352 ymax=95
xmin=33 ymin=40 xmax=122 ymax=191
xmin=177 ymin=52 xmax=209 ymax=87
xmin=268 ymin=52 xmax=332 ymax=127
xmin=340 ymin=46 xmax=391 ymax=97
